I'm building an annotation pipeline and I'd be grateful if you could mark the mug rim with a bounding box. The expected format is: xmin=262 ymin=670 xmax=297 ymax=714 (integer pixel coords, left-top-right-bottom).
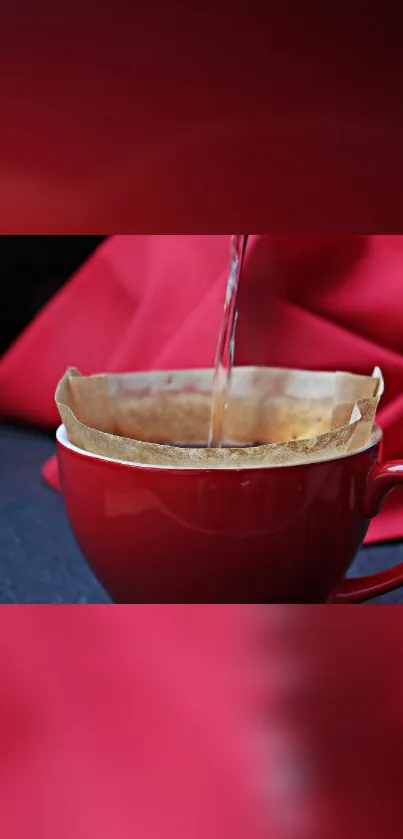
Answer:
xmin=56 ymin=423 xmax=383 ymax=472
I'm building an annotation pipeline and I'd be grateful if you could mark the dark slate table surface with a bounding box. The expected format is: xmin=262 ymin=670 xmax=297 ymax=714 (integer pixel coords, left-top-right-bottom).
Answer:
xmin=1 ymin=421 xmax=402 ymax=604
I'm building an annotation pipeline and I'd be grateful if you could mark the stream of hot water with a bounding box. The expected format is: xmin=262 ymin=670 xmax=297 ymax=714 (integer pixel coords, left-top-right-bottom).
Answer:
xmin=208 ymin=235 xmax=248 ymax=447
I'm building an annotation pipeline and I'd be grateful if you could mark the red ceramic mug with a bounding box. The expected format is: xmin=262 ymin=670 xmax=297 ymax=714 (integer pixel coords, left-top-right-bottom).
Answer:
xmin=56 ymin=424 xmax=403 ymax=603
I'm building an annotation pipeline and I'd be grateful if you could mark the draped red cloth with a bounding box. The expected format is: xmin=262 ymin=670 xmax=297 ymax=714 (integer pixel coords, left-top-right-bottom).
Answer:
xmin=1 ymin=234 xmax=402 ymax=542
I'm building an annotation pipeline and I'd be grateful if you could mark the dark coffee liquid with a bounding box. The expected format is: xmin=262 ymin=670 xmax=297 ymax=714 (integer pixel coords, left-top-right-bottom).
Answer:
xmin=155 ymin=441 xmax=265 ymax=448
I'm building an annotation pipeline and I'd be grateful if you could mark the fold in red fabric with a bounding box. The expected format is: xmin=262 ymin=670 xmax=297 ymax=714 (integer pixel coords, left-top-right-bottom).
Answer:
xmin=1 ymin=235 xmax=403 ymax=543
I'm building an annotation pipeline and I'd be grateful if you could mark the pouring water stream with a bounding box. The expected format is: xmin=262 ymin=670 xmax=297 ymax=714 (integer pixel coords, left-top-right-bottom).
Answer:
xmin=208 ymin=235 xmax=249 ymax=447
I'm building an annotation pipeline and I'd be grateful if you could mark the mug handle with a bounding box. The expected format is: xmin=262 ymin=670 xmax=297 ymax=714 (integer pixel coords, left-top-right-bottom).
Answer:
xmin=329 ymin=461 xmax=403 ymax=604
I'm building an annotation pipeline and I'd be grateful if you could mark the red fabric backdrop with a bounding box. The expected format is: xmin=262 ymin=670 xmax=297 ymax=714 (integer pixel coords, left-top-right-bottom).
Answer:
xmin=0 ymin=605 xmax=402 ymax=839
xmin=0 ymin=605 xmax=271 ymax=839
xmin=1 ymin=8 xmax=402 ymax=233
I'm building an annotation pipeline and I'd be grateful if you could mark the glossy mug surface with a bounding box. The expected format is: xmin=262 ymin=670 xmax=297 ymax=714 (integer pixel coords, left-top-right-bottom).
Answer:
xmin=57 ymin=424 xmax=403 ymax=603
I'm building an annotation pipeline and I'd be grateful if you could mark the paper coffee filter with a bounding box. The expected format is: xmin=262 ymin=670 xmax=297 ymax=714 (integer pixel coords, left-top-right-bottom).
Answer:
xmin=55 ymin=366 xmax=383 ymax=468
